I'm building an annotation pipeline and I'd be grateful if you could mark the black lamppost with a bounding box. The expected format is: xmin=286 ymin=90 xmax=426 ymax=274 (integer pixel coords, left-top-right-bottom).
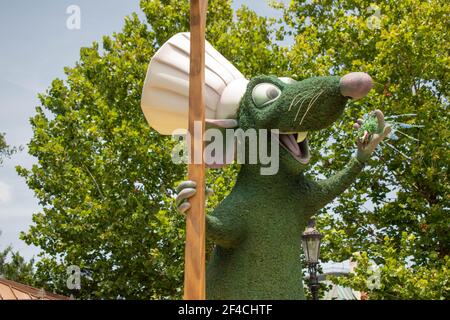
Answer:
xmin=302 ymin=219 xmax=323 ymax=300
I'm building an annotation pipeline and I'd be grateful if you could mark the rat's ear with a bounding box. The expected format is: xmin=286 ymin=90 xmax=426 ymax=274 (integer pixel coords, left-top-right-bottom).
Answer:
xmin=278 ymin=77 xmax=297 ymax=85
xmin=205 ymin=118 xmax=238 ymax=129
xmin=204 ymin=119 xmax=237 ymax=169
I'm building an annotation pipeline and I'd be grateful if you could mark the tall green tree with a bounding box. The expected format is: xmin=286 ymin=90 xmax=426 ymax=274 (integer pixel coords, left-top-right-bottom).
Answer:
xmin=18 ymin=0 xmax=448 ymax=299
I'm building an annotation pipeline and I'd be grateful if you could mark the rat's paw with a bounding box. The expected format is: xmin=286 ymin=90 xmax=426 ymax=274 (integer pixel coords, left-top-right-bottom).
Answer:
xmin=175 ymin=180 xmax=214 ymax=214
xmin=176 ymin=181 xmax=197 ymax=214
xmin=354 ymin=110 xmax=391 ymax=162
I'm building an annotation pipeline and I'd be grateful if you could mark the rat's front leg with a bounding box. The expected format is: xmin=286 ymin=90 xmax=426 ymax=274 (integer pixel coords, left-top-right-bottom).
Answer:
xmin=176 ymin=181 xmax=244 ymax=248
xmin=354 ymin=110 xmax=392 ymax=162
xmin=303 ymin=110 xmax=391 ymax=217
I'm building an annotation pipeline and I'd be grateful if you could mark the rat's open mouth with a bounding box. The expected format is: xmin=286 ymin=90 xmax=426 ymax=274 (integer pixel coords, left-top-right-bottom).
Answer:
xmin=272 ymin=132 xmax=310 ymax=164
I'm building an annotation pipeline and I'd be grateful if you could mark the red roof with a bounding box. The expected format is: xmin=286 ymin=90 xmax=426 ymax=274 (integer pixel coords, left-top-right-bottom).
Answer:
xmin=0 ymin=278 xmax=69 ymax=300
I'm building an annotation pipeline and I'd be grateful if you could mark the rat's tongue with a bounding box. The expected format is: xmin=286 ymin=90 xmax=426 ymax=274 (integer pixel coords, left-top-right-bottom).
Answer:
xmin=280 ymin=134 xmax=301 ymax=156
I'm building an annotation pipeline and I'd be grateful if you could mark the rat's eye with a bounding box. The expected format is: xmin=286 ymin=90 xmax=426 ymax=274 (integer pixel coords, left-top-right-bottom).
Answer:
xmin=252 ymin=83 xmax=281 ymax=107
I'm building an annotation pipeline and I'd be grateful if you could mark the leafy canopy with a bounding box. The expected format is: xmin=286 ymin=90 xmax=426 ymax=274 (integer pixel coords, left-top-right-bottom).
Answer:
xmin=0 ymin=133 xmax=20 ymax=166
xmin=0 ymin=243 xmax=35 ymax=285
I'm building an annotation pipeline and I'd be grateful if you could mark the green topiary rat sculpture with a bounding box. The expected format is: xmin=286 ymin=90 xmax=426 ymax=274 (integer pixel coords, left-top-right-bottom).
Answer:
xmin=176 ymin=73 xmax=391 ymax=300
xmin=140 ymin=33 xmax=391 ymax=300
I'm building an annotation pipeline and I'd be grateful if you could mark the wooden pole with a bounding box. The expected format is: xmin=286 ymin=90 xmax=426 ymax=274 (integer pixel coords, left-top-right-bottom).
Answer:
xmin=185 ymin=0 xmax=208 ymax=300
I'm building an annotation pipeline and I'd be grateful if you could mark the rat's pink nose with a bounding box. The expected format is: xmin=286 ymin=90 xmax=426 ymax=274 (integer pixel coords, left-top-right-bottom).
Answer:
xmin=340 ymin=72 xmax=373 ymax=100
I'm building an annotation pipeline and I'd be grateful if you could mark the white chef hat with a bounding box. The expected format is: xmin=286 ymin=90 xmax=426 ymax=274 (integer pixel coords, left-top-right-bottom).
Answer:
xmin=141 ymin=32 xmax=249 ymax=135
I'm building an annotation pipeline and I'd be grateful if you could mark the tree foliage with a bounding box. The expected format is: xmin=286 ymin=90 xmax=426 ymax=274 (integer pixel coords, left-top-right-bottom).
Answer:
xmin=0 ymin=247 xmax=35 ymax=285
xmin=18 ymin=0 xmax=449 ymax=299
xmin=0 ymin=133 xmax=18 ymax=166
xmin=0 ymin=232 xmax=35 ymax=285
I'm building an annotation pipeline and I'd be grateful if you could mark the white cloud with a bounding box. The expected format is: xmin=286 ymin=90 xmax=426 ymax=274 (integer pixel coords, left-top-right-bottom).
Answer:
xmin=0 ymin=181 xmax=12 ymax=204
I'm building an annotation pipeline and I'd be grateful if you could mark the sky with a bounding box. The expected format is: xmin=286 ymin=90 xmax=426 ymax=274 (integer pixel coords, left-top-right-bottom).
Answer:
xmin=0 ymin=1 xmax=290 ymax=261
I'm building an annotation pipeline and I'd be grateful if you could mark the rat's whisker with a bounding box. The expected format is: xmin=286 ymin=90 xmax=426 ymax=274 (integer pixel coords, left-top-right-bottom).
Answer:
xmin=288 ymin=92 xmax=301 ymax=112
xmin=385 ymin=114 xmax=417 ymax=119
xmin=289 ymin=91 xmax=308 ymax=112
xmin=299 ymin=90 xmax=323 ymax=127
xmin=298 ymin=90 xmax=322 ymax=125
xmin=394 ymin=129 xmax=420 ymax=142
xmin=289 ymin=89 xmax=315 ymax=112
xmin=293 ymin=90 xmax=317 ymax=122
xmin=391 ymin=122 xmax=425 ymax=128
xmin=381 ymin=141 xmax=412 ymax=160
